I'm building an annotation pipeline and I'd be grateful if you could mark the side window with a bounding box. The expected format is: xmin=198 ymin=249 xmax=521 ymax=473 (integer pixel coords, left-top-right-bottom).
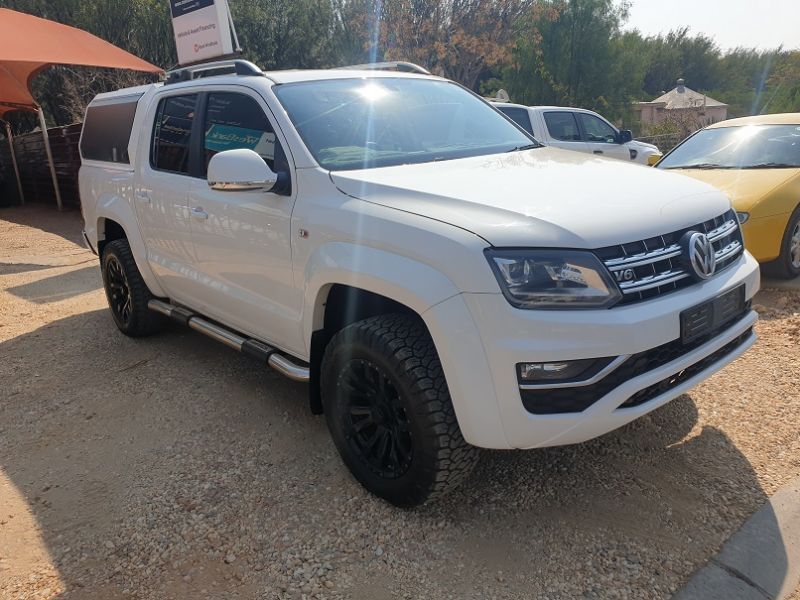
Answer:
xmin=151 ymin=94 xmax=198 ymax=174
xmin=578 ymin=113 xmax=618 ymax=144
xmin=543 ymin=112 xmax=581 ymax=142
xmin=203 ymin=92 xmax=287 ymax=174
xmin=498 ymin=107 xmax=534 ymax=136
xmin=81 ymin=96 xmax=141 ymax=163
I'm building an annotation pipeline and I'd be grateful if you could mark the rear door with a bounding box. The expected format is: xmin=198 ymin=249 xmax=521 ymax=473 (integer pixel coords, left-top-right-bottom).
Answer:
xmin=134 ymin=92 xmax=201 ymax=303
xmin=541 ymin=111 xmax=590 ymax=154
xmin=576 ymin=111 xmax=630 ymax=160
xmin=186 ymin=88 xmax=302 ymax=354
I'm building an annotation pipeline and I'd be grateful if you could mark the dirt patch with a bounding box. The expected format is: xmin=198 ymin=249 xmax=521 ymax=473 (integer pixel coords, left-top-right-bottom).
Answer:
xmin=1 ymin=205 xmax=798 ymax=599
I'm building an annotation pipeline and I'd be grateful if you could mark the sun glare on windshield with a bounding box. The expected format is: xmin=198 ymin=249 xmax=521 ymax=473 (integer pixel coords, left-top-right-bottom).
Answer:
xmin=731 ymin=125 xmax=761 ymax=145
xmin=356 ymin=83 xmax=390 ymax=102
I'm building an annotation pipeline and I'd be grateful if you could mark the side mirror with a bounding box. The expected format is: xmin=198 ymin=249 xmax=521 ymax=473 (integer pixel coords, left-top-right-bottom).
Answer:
xmin=618 ymin=130 xmax=633 ymax=144
xmin=207 ymin=148 xmax=277 ymax=192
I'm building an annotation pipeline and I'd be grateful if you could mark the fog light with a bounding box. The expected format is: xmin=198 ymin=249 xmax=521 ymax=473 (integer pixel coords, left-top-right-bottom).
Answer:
xmin=518 ymin=359 xmax=598 ymax=382
xmin=736 ymin=211 xmax=750 ymax=224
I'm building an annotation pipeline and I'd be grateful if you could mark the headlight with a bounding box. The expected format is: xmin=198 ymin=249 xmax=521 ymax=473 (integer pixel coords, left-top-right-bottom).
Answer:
xmin=736 ymin=211 xmax=750 ymax=224
xmin=485 ymin=249 xmax=622 ymax=309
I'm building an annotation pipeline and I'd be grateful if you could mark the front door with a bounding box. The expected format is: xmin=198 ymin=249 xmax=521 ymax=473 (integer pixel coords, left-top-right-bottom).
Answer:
xmin=576 ymin=112 xmax=631 ymax=161
xmin=187 ymin=90 xmax=303 ymax=355
xmin=541 ymin=111 xmax=590 ymax=154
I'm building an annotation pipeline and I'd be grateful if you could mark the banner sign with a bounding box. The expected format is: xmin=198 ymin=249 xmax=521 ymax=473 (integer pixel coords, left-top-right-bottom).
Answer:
xmin=170 ymin=0 xmax=234 ymax=65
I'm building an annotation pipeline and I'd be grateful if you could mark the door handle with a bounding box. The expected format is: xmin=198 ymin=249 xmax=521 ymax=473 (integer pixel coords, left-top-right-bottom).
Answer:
xmin=593 ymin=150 xmax=604 ymax=155
xmin=134 ymin=190 xmax=151 ymax=204
xmin=191 ymin=207 xmax=209 ymax=220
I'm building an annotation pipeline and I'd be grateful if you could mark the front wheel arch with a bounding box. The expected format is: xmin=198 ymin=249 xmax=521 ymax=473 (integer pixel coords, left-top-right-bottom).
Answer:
xmin=309 ymin=285 xmax=419 ymax=415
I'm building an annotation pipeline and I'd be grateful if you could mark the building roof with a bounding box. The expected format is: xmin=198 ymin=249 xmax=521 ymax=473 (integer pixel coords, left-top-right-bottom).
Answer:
xmin=638 ymin=79 xmax=727 ymax=110
xmin=707 ymin=113 xmax=800 ymax=128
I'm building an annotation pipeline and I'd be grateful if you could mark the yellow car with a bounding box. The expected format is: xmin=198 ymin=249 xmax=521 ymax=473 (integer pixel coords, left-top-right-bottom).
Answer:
xmin=657 ymin=113 xmax=800 ymax=278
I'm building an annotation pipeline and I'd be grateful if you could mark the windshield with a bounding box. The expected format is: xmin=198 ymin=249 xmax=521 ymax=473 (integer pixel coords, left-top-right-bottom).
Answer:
xmin=274 ymin=78 xmax=537 ymax=171
xmin=658 ymin=124 xmax=800 ymax=170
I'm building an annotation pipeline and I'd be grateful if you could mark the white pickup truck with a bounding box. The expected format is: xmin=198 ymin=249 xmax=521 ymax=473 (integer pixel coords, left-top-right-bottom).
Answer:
xmin=493 ymin=102 xmax=662 ymax=165
xmin=79 ymin=60 xmax=759 ymax=507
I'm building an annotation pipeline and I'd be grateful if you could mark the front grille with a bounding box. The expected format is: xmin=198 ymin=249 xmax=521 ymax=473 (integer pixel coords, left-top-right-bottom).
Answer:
xmin=596 ymin=210 xmax=744 ymax=305
xmin=520 ymin=306 xmax=750 ymax=415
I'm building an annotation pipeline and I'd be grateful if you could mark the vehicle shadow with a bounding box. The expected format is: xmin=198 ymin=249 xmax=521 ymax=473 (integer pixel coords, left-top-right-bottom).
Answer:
xmin=5 ymin=265 xmax=100 ymax=303
xmin=0 ymin=309 xmax=788 ymax=599
xmin=0 ymin=263 xmax=57 ymax=276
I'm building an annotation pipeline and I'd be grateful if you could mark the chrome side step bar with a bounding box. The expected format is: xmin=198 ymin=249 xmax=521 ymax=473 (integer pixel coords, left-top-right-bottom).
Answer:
xmin=148 ymin=299 xmax=310 ymax=382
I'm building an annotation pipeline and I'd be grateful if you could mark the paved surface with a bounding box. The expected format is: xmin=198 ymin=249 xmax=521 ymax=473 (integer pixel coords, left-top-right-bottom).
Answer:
xmin=674 ymin=477 xmax=800 ymax=599
xmin=1 ymin=204 xmax=799 ymax=600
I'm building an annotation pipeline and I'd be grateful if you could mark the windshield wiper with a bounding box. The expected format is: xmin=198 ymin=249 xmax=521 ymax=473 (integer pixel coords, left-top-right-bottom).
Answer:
xmin=506 ymin=143 xmax=540 ymax=152
xmin=664 ymin=163 xmax=732 ymax=170
xmin=741 ymin=162 xmax=796 ymax=169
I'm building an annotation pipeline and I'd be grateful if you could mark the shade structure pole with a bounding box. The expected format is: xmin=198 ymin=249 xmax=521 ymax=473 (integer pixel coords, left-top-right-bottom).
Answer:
xmin=3 ymin=120 xmax=24 ymax=205
xmin=37 ymin=106 xmax=62 ymax=211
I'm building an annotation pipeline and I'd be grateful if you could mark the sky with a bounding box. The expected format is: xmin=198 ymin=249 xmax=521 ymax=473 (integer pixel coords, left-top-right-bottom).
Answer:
xmin=624 ymin=0 xmax=800 ymax=51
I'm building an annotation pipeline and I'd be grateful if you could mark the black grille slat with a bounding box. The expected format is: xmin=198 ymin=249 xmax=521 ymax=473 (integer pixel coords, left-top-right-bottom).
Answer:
xmin=619 ymin=328 xmax=752 ymax=408
xmin=600 ymin=210 xmax=744 ymax=306
xmin=520 ymin=306 xmax=751 ymax=415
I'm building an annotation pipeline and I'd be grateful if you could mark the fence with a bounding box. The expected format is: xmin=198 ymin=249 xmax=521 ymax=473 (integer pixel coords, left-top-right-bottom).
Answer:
xmin=0 ymin=122 xmax=83 ymax=208
xmin=635 ymin=132 xmax=687 ymax=154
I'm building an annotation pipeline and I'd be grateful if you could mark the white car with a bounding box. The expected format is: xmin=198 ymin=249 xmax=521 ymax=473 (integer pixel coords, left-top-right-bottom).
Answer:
xmin=493 ymin=102 xmax=662 ymax=165
xmin=79 ymin=60 xmax=758 ymax=507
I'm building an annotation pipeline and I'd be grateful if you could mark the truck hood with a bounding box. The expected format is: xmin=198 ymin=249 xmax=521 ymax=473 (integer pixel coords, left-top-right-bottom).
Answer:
xmin=668 ymin=167 xmax=800 ymax=213
xmin=629 ymin=139 xmax=660 ymax=154
xmin=331 ymin=147 xmax=730 ymax=248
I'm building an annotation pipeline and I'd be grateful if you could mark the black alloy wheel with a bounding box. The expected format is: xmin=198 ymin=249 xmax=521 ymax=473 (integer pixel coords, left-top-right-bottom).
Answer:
xmin=105 ymin=254 xmax=133 ymax=326
xmin=338 ymin=358 xmax=413 ymax=479
xmin=321 ymin=313 xmax=479 ymax=507
xmin=101 ymin=238 xmax=164 ymax=337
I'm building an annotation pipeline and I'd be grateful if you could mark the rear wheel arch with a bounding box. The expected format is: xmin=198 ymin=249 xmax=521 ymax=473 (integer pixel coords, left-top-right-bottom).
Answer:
xmin=97 ymin=217 xmax=127 ymax=256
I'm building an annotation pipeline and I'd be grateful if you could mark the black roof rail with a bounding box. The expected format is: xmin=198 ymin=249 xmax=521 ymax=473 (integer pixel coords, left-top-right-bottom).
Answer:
xmin=340 ymin=61 xmax=432 ymax=75
xmin=165 ymin=59 xmax=265 ymax=85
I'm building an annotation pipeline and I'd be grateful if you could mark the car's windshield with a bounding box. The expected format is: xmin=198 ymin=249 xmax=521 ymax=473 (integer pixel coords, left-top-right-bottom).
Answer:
xmin=658 ymin=124 xmax=800 ymax=170
xmin=274 ymin=77 xmax=537 ymax=171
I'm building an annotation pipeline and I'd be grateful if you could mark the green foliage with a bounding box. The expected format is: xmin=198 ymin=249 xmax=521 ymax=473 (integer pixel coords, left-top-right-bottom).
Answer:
xmin=1 ymin=0 xmax=799 ymax=131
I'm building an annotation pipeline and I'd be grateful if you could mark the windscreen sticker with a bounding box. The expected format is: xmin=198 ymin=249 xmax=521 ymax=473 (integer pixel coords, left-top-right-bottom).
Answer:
xmin=205 ymin=124 xmax=276 ymax=159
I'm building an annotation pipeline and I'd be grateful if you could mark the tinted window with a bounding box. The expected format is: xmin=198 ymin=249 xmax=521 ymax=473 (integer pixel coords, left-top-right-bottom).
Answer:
xmin=151 ymin=95 xmax=198 ymax=174
xmin=274 ymin=78 xmax=535 ymax=171
xmin=578 ymin=113 xmax=617 ymax=143
xmin=81 ymin=96 xmax=141 ymax=163
xmin=204 ymin=92 xmax=286 ymax=173
xmin=544 ymin=112 xmax=581 ymax=141
xmin=497 ymin=106 xmax=534 ymax=135
xmin=658 ymin=124 xmax=800 ymax=169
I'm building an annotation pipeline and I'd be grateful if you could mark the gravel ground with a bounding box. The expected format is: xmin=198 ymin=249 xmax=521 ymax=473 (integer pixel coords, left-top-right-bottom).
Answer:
xmin=1 ymin=204 xmax=798 ymax=600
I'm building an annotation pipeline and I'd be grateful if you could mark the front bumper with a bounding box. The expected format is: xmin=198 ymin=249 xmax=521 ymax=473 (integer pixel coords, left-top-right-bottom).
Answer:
xmin=426 ymin=251 xmax=760 ymax=449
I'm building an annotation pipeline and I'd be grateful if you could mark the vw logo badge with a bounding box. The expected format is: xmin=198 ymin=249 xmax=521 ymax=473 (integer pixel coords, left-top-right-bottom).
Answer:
xmin=681 ymin=231 xmax=716 ymax=280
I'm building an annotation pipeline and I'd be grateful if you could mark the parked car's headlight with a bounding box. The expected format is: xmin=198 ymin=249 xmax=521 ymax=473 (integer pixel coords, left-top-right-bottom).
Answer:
xmin=485 ymin=249 xmax=622 ymax=309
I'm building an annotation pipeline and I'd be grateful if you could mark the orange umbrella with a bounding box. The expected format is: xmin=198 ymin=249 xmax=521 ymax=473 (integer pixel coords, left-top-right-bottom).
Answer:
xmin=0 ymin=8 xmax=163 ymax=208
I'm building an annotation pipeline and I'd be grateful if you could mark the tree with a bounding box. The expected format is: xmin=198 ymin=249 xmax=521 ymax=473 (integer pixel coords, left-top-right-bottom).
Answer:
xmin=380 ymin=0 xmax=539 ymax=89
xmin=503 ymin=0 xmax=633 ymax=120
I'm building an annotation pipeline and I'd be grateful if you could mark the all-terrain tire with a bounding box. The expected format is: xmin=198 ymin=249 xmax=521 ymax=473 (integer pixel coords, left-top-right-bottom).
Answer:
xmin=764 ymin=205 xmax=800 ymax=280
xmin=101 ymin=239 xmax=165 ymax=337
xmin=321 ymin=313 xmax=479 ymax=507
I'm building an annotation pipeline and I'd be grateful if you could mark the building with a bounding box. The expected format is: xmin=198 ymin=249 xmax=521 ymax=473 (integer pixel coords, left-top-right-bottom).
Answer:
xmin=633 ymin=79 xmax=728 ymax=130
